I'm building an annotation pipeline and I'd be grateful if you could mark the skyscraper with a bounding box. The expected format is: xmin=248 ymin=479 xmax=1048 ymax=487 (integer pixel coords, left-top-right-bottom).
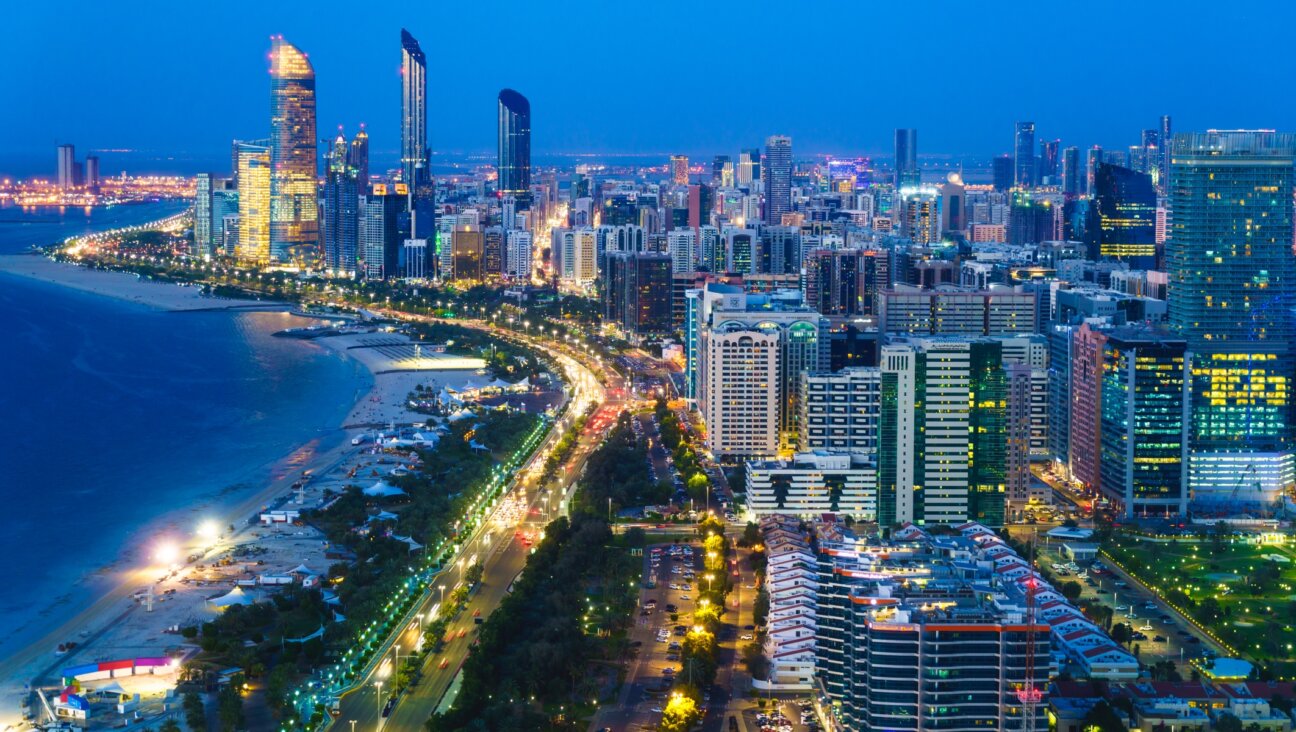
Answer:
xmin=991 ymin=154 xmax=1013 ymax=192
xmin=763 ymin=135 xmax=792 ymax=225
xmin=1086 ymin=162 xmax=1157 ymax=269
xmin=1168 ymin=130 xmax=1296 ymax=501
xmin=670 ymin=155 xmax=689 ymax=185
xmin=348 ymin=126 xmax=369 ymax=186
xmin=1061 ymin=146 xmax=1081 ymax=196
xmin=400 ymin=29 xmax=428 ymax=185
xmin=1038 ymin=139 xmax=1060 ymax=183
xmin=321 ymin=133 xmax=361 ymax=275
xmin=194 ymin=173 xmax=213 ymax=258
xmin=497 ymin=88 xmax=531 ymax=204
xmin=894 ymin=128 xmax=918 ymax=187
xmin=235 ymin=142 xmax=272 ymax=267
xmin=83 ymin=155 xmax=100 ymax=194
xmin=56 ymin=144 xmax=76 ymax=190
xmin=1014 ymin=121 xmax=1036 ymax=188
xmin=1158 ymin=114 xmax=1172 ymax=191
xmin=711 ymin=155 xmax=730 ymax=186
xmin=268 ymin=36 xmax=318 ymax=260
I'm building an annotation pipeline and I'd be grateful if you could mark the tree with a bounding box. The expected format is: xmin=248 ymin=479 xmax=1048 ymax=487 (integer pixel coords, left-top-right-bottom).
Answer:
xmin=183 ymin=691 xmax=207 ymax=732
xmin=217 ymin=681 xmax=244 ymax=732
xmin=1213 ymin=714 xmax=1243 ymax=732
xmin=1110 ymin=622 xmax=1133 ymax=646
xmin=741 ymin=642 xmax=769 ymax=680
xmin=753 ymin=588 xmax=770 ymax=627
xmin=686 ymin=473 xmax=710 ymax=502
xmin=464 ymin=562 xmax=485 ymax=587
xmin=1082 ymin=700 xmax=1128 ymax=732
xmin=1060 ymin=580 xmax=1083 ymax=602
xmin=659 ymin=692 xmax=701 ymax=732
xmin=159 ymin=720 xmax=182 ymax=732
xmin=738 ymin=522 xmax=760 ymax=548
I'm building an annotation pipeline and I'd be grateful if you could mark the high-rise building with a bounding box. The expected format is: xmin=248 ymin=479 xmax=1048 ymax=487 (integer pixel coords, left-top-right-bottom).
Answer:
xmin=1014 ymin=121 xmax=1036 ymax=188
xmin=211 ymin=182 xmax=239 ymax=257
xmin=234 ymin=142 xmax=271 ymax=267
xmin=1098 ymin=328 xmax=1190 ymax=517
xmin=724 ymin=227 xmax=756 ymax=274
xmin=604 ymin=251 xmax=672 ymax=336
xmin=897 ymin=186 xmax=940 ymax=245
xmin=1168 ymin=131 xmax=1296 ymax=501
xmin=763 ymin=135 xmax=792 ymax=225
xmin=666 ymin=228 xmax=696 ymax=273
xmin=400 ymin=29 xmax=428 ymax=185
xmin=991 ymin=154 xmax=1014 ymax=192
xmin=894 ymin=128 xmax=919 ymax=188
xmin=348 ymin=127 xmax=369 ymax=186
xmin=450 ymin=226 xmax=484 ymax=280
xmin=1038 ymin=138 xmax=1060 ymax=183
xmin=1086 ymin=146 xmax=1104 ymax=194
xmin=737 ymin=149 xmax=758 ymax=187
xmin=799 ymin=368 xmax=882 ymax=455
xmin=1158 ymin=114 xmax=1172 ymax=191
xmin=56 ymin=144 xmax=76 ymax=190
xmin=703 ymin=326 xmax=781 ymax=456
xmin=504 ymin=229 xmax=532 ymax=281
xmin=1061 ymin=146 xmax=1081 ymax=196
xmin=83 ymin=155 xmax=99 ymax=194
xmin=359 ymin=184 xmax=410 ymax=280
xmin=1086 ymin=163 xmax=1157 ymax=269
xmin=321 ymin=133 xmax=361 ymax=275
xmin=194 ymin=173 xmax=213 ymax=258
xmin=670 ymin=154 xmax=689 ymax=185
xmin=878 ymin=338 xmax=1009 ymax=526
xmin=268 ymin=36 xmax=318 ymax=260
xmin=497 ymin=89 xmax=531 ymax=204
xmin=802 ymin=248 xmax=889 ymax=317
xmin=711 ymin=155 xmax=731 ymax=186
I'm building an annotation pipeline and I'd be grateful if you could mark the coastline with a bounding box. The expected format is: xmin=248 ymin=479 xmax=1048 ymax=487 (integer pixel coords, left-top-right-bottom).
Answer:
xmin=0 ymin=257 xmax=482 ymax=726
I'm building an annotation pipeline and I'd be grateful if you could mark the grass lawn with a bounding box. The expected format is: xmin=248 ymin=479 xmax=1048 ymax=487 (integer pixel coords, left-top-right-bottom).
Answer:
xmin=1105 ymin=534 xmax=1296 ymax=672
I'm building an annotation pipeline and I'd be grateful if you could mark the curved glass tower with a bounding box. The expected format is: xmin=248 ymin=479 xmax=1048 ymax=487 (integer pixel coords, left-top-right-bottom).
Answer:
xmin=269 ymin=36 xmax=318 ymax=259
xmin=400 ymin=29 xmax=428 ymax=186
xmin=497 ymin=88 xmax=531 ymax=202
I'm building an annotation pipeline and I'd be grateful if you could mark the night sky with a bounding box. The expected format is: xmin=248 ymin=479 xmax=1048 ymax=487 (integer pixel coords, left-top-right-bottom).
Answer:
xmin=6 ymin=0 xmax=1296 ymax=174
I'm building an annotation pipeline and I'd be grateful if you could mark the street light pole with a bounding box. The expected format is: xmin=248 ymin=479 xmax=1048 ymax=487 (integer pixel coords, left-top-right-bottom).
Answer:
xmin=375 ymin=681 xmax=383 ymax=717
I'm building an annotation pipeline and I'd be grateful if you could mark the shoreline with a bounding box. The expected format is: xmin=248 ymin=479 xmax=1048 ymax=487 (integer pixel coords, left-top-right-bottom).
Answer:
xmin=0 ymin=257 xmax=485 ymax=726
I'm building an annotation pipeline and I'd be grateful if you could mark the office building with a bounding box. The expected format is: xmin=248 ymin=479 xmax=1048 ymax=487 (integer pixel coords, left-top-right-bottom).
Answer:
xmin=321 ymin=133 xmax=361 ymax=275
xmin=764 ymin=135 xmax=792 ymax=225
xmin=504 ymin=229 xmax=532 ymax=281
xmin=1039 ymin=138 xmax=1060 ymax=183
xmin=450 ymin=226 xmax=484 ymax=280
xmin=802 ymin=248 xmax=888 ymax=318
xmin=746 ymin=453 xmax=877 ymax=518
xmin=879 ymin=286 xmax=1036 ymax=336
xmin=1014 ymin=121 xmax=1036 ymax=188
xmin=670 ymin=154 xmax=688 ymax=185
xmin=57 ymin=144 xmax=77 ymax=190
xmin=234 ymin=142 xmax=271 ymax=267
xmin=194 ymin=173 xmax=213 ymax=258
xmin=1168 ymin=131 xmax=1296 ymax=502
xmin=604 ymin=251 xmax=672 ymax=336
xmin=1098 ymin=328 xmax=1190 ymax=517
xmin=799 ymin=368 xmax=881 ymax=455
xmin=1086 ymin=163 xmax=1157 ymax=269
xmin=724 ymin=227 xmax=757 ymax=274
xmin=268 ymin=37 xmax=319 ymax=259
xmin=211 ymin=182 xmax=238 ymax=257
xmin=894 ymin=128 xmax=919 ymax=187
xmin=992 ymin=154 xmax=1014 ymax=192
xmin=1061 ymin=146 xmax=1081 ymax=196
xmin=703 ymin=325 xmax=781 ymax=456
xmin=83 ymin=155 xmax=99 ymax=194
xmin=878 ymin=339 xmax=1010 ymax=526
xmin=400 ymin=29 xmax=429 ymax=185
xmin=359 ymin=184 xmax=411 ymax=280
xmin=666 ymin=228 xmax=696 ymax=273
xmin=898 ymin=186 xmax=940 ymax=244
xmin=497 ymin=89 xmax=531 ymax=203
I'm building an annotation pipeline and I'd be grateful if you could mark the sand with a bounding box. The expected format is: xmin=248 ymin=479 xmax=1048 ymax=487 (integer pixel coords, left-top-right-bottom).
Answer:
xmin=0 ymin=259 xmax=495 ymax=728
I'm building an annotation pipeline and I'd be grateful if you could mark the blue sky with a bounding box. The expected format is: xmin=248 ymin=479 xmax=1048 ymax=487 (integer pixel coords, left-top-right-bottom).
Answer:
xmin=5 ymin=0 xmax=1296 ymax=173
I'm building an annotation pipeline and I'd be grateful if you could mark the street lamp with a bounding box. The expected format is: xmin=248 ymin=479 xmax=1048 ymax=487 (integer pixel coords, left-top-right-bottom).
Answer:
xmin=375 ymin=681 xmax=383 ymax=716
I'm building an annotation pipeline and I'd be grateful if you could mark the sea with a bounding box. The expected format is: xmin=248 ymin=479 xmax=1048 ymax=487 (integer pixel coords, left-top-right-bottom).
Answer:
xmin=0 ymin=202 xmax=372 ymax=659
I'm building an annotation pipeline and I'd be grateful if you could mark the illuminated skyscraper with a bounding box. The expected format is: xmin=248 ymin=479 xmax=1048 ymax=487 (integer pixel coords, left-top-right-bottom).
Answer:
xmin=235 ymin=142 xmax=272 ymax=267
xmin=1168 ymin=130 xmax=1296 ymax=501
xmin=670 ymin=155 xmax=689 ymax=185
xmin=1086 ymin=162 xmax=1157 ymax=269
xmin=400 ymin=29 xmax=428 ymax=186
xmin=894 ymin=128 xmax=918 ymax=187
xmin=1061 ymin=146 xmax=1081 ymax=196
xmin=268 ymin=36 xmax=318 ymax=260
xmin=1014 ymin=121 xmax=1036 ymax=188
xmin=56 ymin=144 xmax=76 ymax=190
xmin=763 ymin=135 xmax=792 ymax=225
xmin=321 ymin=133 xmax=360 ymax=275
xmin=348 ymin=126 xmax=369 ymax=186
xmin=497 ymin=88 xmax=531 ymax=204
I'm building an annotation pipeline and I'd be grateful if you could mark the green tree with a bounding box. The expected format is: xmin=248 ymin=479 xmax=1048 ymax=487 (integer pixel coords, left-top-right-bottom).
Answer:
xmin=686 ymin=473 xmax=710 ymax=502
xmin=753 ymin=588 xmax=770 ymax=627
xmin=217 ymin=681 xmax=244 ymax=732
xmin=1060 ymin=580 xmax=1083 ymax=602
xmin=183 ymin=691 xmax=206 ymax=732
xmin=1214 ymin=714 xmax=1243 ymax=732
xmin=1082 ymin=700 xmax=1128 ymax=732
xmin=159 ymin=719 xmax=182 ymax=732
xmin=1110 ymin=622 xmax=1133 ymax=646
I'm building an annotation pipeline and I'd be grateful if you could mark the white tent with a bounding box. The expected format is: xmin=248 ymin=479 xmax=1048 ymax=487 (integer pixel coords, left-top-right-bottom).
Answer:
xmin=87 ymin=681 xmax=127 ymax=697
xmin=363 ymin=481 xmax=406 ymax=497
xmin=208 ymin=587 xmax=254 ymax=608
xmin=447 ymin=409 xmax=475 ymax=422
xmin=288 ymin=564 xmax=314 ymax=575
xmin=393 ymin=535 xmax=424 ymax=552
xmin=367 ymin=510 xmax=399 ymax=523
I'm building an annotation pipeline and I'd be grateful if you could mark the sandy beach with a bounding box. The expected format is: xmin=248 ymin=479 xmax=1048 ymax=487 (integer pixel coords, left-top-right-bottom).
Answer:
xmin=0 ymin=253 xmax=288 ymax=312
xmin=0 ymin=258 xmax=488 ymax=728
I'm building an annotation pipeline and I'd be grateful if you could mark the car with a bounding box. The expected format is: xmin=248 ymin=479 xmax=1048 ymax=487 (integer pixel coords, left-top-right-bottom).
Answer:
xmin=665 ymin=604 xmax=677 ymax=612
xmin=439 ymin=658 xmax=450 ymax=670
xmin=457 ymin=629 xmax=467 ymax=639
xmin=741 ymin=633 xmax=754 ymax=640
xmin=651 ymin=706 xmax=663 ymax=714
xmin=473 ymin=609 xmax=481 ymax=617
xmin=680 ymin=595 xmax=691 ymax=600
xmin=382 ymin=697 xmax=397 ymax=717
xmin=744 ymin=624 xmax=756 ymax=630
xmin=1139 ymin=624 xmax=1154 ymax=632
xmin=663 ymin=667 xmax=675 ymax=675
xmin=1132 ymin=631 xmax=1148 ymax=641
xmin=1154 ymin=635 xmax=1167 ymax=643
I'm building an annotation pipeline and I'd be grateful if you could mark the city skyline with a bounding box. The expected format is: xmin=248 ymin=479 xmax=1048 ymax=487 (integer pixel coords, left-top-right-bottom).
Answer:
xmin=7 ymin=2 xmax=1296 ymax=177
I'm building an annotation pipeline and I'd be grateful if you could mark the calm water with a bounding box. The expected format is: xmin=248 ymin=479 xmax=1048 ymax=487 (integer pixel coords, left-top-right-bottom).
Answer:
xmin=0 ymin=200 xmax=191 ymax=252
xmin=0 ymin=213 xmax=371 ymax=657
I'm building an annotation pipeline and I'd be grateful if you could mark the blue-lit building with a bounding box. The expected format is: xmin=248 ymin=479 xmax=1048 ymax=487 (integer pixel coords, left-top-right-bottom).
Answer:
xmin=1086 ymin=162 xmax=1157 ymax=269
xmin=497 ymin=88 xmax=531 ymax=206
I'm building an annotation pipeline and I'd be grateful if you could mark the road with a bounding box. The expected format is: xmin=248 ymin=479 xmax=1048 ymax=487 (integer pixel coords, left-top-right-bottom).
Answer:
xmin=333 ymin=316 xmax=624 ymax=730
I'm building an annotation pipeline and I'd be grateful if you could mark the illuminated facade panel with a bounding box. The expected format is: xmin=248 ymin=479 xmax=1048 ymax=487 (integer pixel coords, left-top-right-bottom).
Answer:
xmin=268 ymin=37 xmax=318 ymax=259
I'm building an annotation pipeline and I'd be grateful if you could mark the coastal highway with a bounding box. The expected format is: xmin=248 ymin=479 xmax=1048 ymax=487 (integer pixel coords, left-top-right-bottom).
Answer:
xmin=333 ymin=316 xmax=624 ymax=730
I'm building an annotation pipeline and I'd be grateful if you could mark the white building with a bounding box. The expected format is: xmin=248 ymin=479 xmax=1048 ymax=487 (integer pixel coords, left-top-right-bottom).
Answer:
xmin=505 ymin=229 xmax=532 ymax=280
xmin=667 ymin=228 xmax=697 ymax=273
xmin=746 ymin=452 xmax=877 ymax=519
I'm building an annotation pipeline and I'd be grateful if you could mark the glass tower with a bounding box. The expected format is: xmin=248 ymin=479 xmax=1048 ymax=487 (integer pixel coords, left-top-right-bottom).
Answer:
xmin=1087 ymin=162 xmax=1157 ymax=269
xmin=268 ymin=37 xmax=318 ymax=260
xmin=400 ymin=29 xmax=428 ymax=186
xmin=1014 ymin=121 xmax=1036 ymax=188
xmin=497 ymin=88 xmax=531 ymax=203
xmin=763 ymin=135 xmax=792 ymax=225
xmin=1168 ymin=130 xmax=1296 ymax=501
xmin=894 ymin=128 xmax=918 ymax=188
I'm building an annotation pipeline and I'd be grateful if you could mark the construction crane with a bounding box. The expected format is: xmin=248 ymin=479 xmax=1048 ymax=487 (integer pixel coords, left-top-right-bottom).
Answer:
xmin=1016 ymin=535 xmax=1043 ymax=732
